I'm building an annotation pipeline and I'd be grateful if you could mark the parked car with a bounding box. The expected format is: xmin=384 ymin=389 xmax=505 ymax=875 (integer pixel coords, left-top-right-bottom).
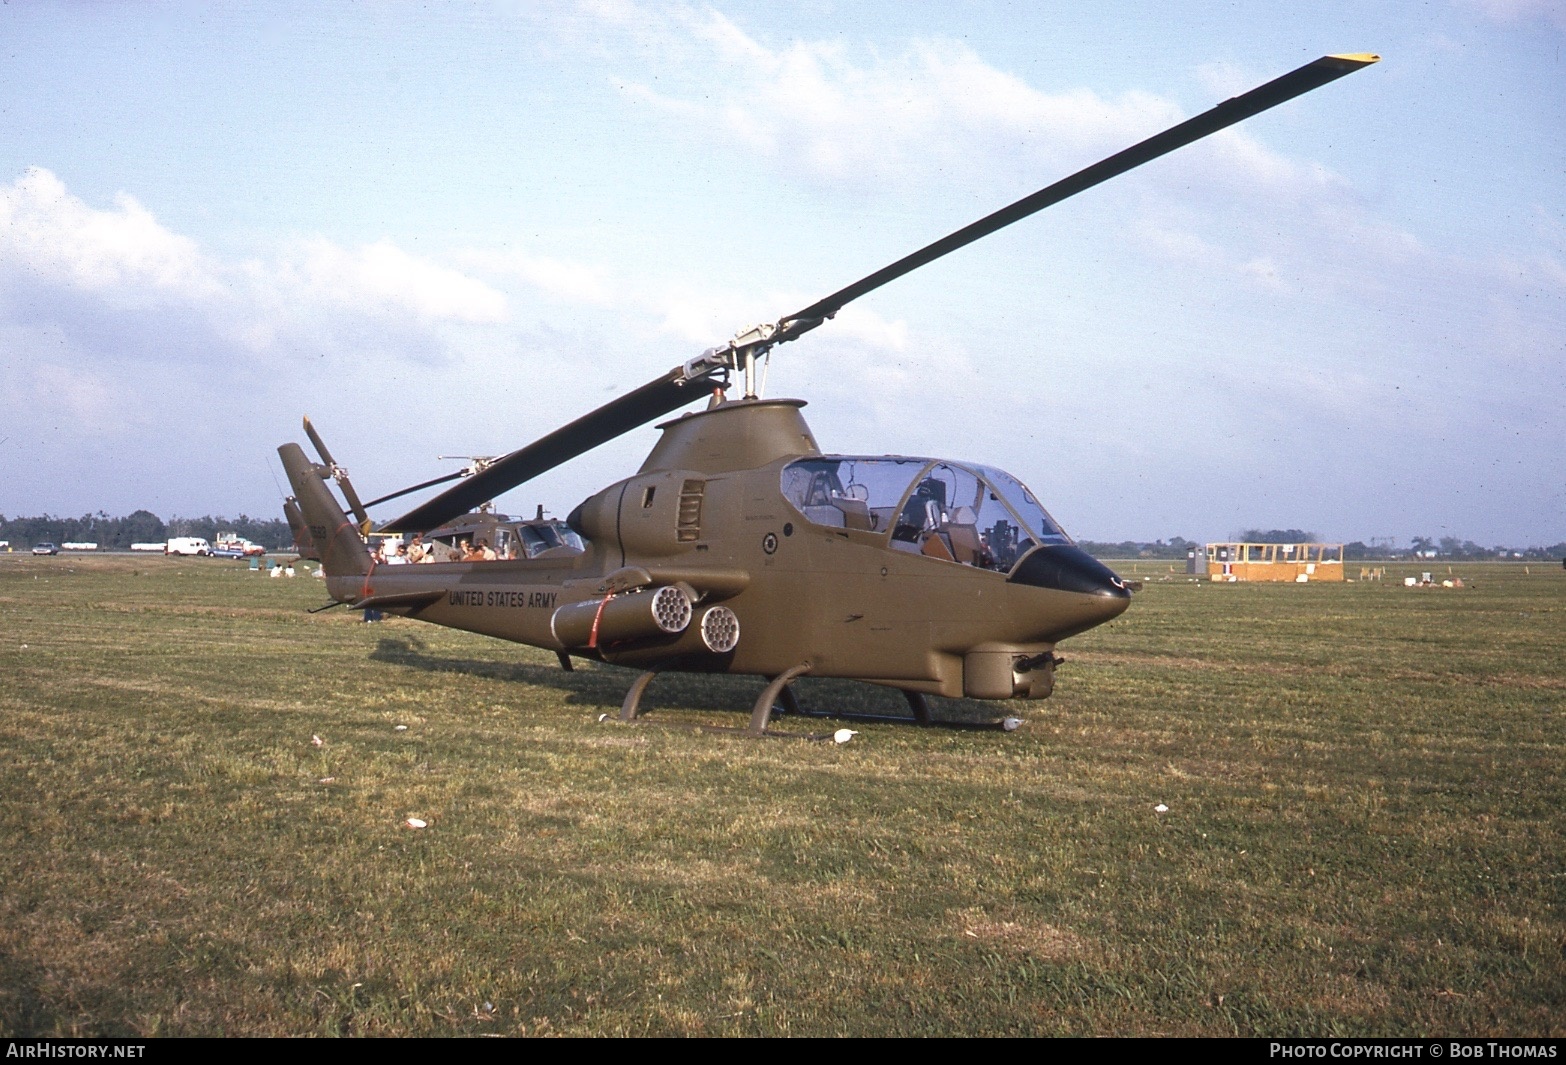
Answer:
xmin=211 ymin=543 xmax=265 ymax=559
xmin=32 ymin=542 xmax=59 ymax=555
xmin=211 ymin=535 xmax=265 ymax=559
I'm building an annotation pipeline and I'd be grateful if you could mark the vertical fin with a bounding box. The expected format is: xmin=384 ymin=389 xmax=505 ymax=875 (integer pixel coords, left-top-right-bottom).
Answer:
xmin=283 ymin=497 xmax=320 ymax=561
xmin=278 ymin=442 xmax=372 ymax=579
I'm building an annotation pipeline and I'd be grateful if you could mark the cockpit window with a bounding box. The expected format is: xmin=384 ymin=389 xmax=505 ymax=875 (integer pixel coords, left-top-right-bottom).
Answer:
xmin=892 ymin=463 xmax=1069 ymax=570
xmin=518 ymin=521 xmax=586 ymax=560
xmin=782 ymin=457 xmax=1069 ymax=573
xmin=780 ymin=458 xmax=928 ymax=534
xmin=969 ymin=463 xmax=1069 ymax=558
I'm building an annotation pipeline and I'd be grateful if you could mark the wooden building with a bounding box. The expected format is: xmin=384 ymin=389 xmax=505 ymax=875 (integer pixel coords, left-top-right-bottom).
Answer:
xmin=1201 ymin=542 xmax=1345 ymax=582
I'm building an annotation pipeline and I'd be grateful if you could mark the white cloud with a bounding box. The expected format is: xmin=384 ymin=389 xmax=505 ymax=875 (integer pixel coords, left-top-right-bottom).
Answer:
xmin=0 ymin=169 xmax=514 ymax=373
xmin=1131 ymin=219 xmax=1225 ymax=266
xmin=0 ymin=168 xmax=221 ymax=303
xmin=602 ymin=4 xmax=1371 ymax=223
xmin=618 ymin=13 xmax=1184 ymax=189
xmin=643 ymin=277 xmax=909 ymax=360
xmin=831 ymin=306 xmax=909 ymax=352
xmin=0 ymin=165 xmax=823 ymax=523
xmin=459 ymin=248 xmax=613 ymax=306
xmin=1198 ymin=128 xmax=1356 ymax=206
xmin=0 ymin=168 xmax=510 ymax=328
xmin=286 ymin=238 xmax=507 ymax=323
xmin=655 ymin=292 xmax=736 ymax=346
xmin=598 ymin=2 xmax=1378 ymax=308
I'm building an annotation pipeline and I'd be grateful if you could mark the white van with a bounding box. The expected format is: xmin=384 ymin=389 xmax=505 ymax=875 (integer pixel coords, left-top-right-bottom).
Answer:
xmin=165 ymin=537 xmax=212 ymax=556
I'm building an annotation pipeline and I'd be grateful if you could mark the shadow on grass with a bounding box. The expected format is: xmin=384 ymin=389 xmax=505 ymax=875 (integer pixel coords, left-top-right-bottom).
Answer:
xmin=370 ymin=634 xmax=592 ymax=689
xmin=0 ymin=948 xmax=142 ymax=1037
xmin=368 ymin=635 xmax=1010 ymax=725
xmin=0 ymin=948 xmax=60 ymax=1035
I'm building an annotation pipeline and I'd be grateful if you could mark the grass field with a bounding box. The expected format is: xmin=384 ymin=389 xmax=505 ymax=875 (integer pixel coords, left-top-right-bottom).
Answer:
xmin=1 ymin=553 xmax=1561 ymax=1036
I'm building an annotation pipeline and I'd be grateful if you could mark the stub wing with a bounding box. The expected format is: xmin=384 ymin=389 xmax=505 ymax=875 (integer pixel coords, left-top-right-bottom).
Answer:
xmin=351 ymin=589 xmax=447 ymax=613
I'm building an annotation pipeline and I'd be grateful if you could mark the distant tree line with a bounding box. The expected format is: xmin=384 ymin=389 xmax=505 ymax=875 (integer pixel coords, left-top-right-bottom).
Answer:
xmin=0 ymin=511 xmax=294 ymax=551
xmin=1 ymin=511 xmax=1559 ymax=560
xmin=1074 ymin=536 xmax=1200 ymax=560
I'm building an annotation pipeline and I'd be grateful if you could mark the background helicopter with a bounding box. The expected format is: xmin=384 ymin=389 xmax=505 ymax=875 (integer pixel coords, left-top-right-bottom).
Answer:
xmin=280 ymin=53 xmax=1378 ymax=735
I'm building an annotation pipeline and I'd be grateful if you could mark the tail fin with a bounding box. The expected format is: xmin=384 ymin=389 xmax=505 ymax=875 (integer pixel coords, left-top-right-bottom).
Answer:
xmin=282 ymin=497 xmax=319 ymax=561
xmin=278 ymin=441 xmax=372 ymax=579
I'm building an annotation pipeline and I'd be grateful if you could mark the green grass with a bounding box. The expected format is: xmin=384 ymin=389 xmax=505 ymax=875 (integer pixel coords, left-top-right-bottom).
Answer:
xmin=1 ymin=553 xmax=1562 ymax=1036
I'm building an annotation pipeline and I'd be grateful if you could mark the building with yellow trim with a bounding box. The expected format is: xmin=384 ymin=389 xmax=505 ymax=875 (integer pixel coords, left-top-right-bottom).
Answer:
xmin=1201 ymin=542 xmax=1345 ymax=582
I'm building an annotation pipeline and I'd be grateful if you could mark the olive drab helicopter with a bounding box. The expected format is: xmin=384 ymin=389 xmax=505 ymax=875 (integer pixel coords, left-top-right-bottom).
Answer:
xmin=280 ymin=53 xmax=1379 ymax=735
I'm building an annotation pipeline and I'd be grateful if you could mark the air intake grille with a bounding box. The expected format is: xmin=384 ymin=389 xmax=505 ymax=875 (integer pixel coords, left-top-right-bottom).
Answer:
xmin=676 ymin=479 xmax=705 ymax=542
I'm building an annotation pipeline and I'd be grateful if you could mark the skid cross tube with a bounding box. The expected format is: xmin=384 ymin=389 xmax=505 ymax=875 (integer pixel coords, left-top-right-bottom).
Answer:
xmin=620 ymin=668 xmax=663 ymax=722
xmin=750 ymin=664 xmax=813 ymax=735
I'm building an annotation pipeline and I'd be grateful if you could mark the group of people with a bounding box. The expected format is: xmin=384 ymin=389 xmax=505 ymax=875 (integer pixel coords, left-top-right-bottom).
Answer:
xmin=368 ymin=533 xmax=505 ymax=567
xmin=455 ymin=538 xmax=499 ymax=562
xmin=362 ymin=534 xmax=499 ymax=623
xmin=369 ymin=534 xmax=439 ymax=565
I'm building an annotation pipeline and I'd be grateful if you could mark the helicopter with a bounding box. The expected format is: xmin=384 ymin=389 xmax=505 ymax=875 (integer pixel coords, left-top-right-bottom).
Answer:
xmin=279 ymin=53 xmax=1378 ymax=735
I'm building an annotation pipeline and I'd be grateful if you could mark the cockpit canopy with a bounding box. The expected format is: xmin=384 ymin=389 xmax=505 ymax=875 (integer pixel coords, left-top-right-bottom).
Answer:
xmin=515 ymin=519 xmax=586 ymax=561
xmin=780 ymin=457 xmax=1070 ymax=572
xmin=426 ymin=514 xmax=585 ymax=562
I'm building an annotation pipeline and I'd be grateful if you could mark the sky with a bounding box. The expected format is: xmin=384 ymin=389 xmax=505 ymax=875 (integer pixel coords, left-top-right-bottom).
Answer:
xmin=1 ymin=0 xmax=1561 ymax=547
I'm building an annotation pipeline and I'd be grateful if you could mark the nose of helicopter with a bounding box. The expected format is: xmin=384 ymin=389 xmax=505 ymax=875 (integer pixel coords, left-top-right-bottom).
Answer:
xmin=1007 ymin=544 xmax=1133 ymax=601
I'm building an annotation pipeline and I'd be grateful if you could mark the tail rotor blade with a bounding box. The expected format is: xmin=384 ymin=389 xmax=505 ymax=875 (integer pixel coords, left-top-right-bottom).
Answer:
xmin=303 ymin=416 xmax=372 ymax=529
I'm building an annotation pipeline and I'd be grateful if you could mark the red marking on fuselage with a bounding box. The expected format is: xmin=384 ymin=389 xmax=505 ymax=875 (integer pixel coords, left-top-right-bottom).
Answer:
xmin=587 ymin=594 xmax=614 ymax=650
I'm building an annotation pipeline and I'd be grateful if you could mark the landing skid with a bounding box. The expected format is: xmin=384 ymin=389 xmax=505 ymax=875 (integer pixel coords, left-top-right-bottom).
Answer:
xmin=614 ymin=668 xmax=1021 ymax=735
xmin=773 ymin=708 xmax=1021 ymax=732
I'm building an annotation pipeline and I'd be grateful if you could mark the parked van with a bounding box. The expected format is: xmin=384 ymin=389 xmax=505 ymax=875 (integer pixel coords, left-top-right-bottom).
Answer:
xmin=165 ymin=537 xmax=212 ymax=556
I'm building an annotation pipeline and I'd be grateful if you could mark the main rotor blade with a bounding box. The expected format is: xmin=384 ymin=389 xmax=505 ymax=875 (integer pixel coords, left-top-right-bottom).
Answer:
xmin=381 ymin=365 xmax=723 ymax=533
xmin=376 ymin=53 xmax=1376 ymax=534
xmin=778 ymin=53 xmax=1379 ymax=332
xmin=361 ymin=471 xmax=466 ymax=510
